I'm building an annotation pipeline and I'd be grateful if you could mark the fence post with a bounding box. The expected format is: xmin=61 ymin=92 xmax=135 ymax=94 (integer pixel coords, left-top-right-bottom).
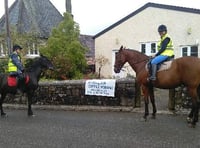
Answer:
xmin=168 ymin=88 xmax=175 ymax=110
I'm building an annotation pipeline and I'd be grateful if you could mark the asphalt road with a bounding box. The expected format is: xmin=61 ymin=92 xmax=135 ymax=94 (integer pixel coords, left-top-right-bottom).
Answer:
xmin=0 ymin=109 xmax=200 ymax=148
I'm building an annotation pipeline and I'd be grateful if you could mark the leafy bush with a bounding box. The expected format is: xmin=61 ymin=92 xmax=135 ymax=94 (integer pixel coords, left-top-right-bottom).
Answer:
xmin=40 ymin=12 xmax=87 ymax=80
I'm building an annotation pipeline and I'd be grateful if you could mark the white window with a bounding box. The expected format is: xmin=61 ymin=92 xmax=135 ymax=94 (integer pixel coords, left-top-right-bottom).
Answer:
xmin=181 ymin=46 xmax=198 ymax=57
xmin=140 ymin=42 xmax=157 ymax=55
xmin=26 ymin=43 xmax=40 ymax=58
xmin=0 ymin=44 xmax=5 ymax=57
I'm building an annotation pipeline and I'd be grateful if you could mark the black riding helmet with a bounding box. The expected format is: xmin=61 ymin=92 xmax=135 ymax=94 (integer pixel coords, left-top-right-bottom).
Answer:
xmin=13 ymin=44 xmax=22 ymax=51
xmin=158 ymin=24 xmax=167 ymax=32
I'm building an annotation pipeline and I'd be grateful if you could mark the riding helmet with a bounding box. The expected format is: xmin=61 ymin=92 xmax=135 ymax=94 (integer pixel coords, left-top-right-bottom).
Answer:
xmin=13 ymin=44 xmax=23 ymax=51
xmin=158 ymin=24 xmax=167 ymax=32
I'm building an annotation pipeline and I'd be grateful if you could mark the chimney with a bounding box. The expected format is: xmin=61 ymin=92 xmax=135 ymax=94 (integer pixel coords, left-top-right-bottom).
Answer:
xmin=66 ymin=0 xmax=71 ymax=13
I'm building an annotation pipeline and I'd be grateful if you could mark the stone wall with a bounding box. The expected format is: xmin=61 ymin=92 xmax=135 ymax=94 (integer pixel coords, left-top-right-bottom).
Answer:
xmin=5 ymin=79 xmax=141 ymax=107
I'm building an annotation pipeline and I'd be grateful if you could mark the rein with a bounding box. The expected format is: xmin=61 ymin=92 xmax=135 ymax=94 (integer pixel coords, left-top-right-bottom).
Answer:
xmin=130 ymin=56 xmax=151 ymax=74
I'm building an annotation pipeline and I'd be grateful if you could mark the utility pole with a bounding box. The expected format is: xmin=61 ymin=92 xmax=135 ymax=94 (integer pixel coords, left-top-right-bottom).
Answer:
xmin=4 ymin=0 xmax=12 ymax=55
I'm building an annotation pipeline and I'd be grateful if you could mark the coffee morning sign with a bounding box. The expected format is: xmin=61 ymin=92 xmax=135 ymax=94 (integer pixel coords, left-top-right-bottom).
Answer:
xmin=85 ymin=79 xmax=116 ymax=97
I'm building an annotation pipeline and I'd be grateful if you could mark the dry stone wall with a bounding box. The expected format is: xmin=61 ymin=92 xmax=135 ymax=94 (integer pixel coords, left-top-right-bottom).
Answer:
xmin=5 ymin=79 xmax=141 ymax=107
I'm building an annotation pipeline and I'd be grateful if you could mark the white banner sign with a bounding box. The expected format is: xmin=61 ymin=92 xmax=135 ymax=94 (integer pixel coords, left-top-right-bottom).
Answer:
xmin=85 ymin=79 xmax=116 ymax=97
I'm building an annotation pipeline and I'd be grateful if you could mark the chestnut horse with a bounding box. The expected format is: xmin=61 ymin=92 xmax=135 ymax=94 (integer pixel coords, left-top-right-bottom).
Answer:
xmin=114 ymin=46 xmax=200 ymax=127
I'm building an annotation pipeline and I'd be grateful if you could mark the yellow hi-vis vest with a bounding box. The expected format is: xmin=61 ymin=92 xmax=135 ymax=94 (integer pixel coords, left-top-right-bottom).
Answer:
xmin=157 ymin=33 xmax=174 ymax=56
xmin=8 ymin=53 xmax=21 ymax=72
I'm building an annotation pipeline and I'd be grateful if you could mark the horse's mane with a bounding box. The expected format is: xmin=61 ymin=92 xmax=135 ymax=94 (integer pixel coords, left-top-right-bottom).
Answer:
xmin=124 ymin=48 xmax=149 ymax=60
xmin=127 ymin=48 xmax=148 ymax=56
xmin=25 ymin=57 xmax=42 ymax=72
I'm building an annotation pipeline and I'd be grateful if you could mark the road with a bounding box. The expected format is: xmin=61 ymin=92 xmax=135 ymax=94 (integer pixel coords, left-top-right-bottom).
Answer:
xmin=0 ymin=109 xmax=200 ymax=148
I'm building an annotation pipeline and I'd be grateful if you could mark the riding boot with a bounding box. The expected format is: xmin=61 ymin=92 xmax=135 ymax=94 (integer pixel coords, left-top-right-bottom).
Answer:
xmin=149 ymin=64 xmax=157 ymax=81
xmin=18 ymin=74 xmax=26 ymax=93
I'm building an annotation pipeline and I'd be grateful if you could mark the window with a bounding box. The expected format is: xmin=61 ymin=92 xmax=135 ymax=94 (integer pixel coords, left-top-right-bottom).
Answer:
xmin=141 ymin=44 xmax=146 ymax=53
xmin=140 ymin=42 xmax=157 ymax=55
xmin=0 ymin=44 xmax=6 ymax=57
xmin=151 ymin=43 xmax=156 ymax=53
xmin=26 ymin=43 xmax=40 ymax=58
xmin=181 ymin=46 xmax=198 ymax=57
xmin=191 ymin=46 xmax=198 ymax=57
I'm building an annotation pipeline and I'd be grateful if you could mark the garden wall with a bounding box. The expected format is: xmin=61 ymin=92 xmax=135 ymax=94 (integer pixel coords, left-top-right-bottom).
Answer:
xmin=5 ymin=79 xmax=141 ymax=107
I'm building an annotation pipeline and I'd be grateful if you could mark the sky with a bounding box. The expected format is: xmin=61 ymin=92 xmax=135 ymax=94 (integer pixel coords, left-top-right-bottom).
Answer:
xmin=0 ymin=0 xmax=200 ymax=35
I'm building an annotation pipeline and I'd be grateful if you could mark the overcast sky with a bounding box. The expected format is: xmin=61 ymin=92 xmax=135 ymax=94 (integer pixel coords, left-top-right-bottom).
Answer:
xmin=0 ymin=0 xmax=199 ymax=35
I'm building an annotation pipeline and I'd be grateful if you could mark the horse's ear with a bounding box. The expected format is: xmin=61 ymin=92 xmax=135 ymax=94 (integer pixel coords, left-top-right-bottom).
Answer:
xmin=120 ymin=45 xmax=123 ymax=50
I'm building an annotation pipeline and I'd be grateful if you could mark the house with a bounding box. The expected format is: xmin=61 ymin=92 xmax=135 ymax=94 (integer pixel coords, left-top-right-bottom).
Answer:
xmin=0 ymin=0 xmax=63 ymax=38
xmin=0 ymin=0 xmax=95 ymax=65
xmin=0 ymin=0 xmax=64 ymax=58
xmin=93 ymin=2 xmax=200 ymax=78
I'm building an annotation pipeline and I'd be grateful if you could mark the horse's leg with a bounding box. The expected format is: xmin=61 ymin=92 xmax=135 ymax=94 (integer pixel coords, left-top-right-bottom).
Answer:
xmin=187 ymin=108 xmax=194 ymax=123
xmin=0 ymin=93 xmax=7 ymax=116
xmin=149 ymin=86 xmax=157 ymax=119
xmin=189 ymin=99 xmax=199 ymax=127
xmin=141 ymin=85 xmax=149 ymax=121
xmin=193 ymin=85 xmax=200 ymax=123
xmin=187 ymin=87 xmax=199 ymax=127
xmin=27 ymin=92 xmax=34 ymax=116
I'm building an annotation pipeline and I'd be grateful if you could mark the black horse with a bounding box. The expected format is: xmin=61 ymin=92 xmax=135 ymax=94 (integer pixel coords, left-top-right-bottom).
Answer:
xmin=0 ymin=55 xmax=54 ymax=116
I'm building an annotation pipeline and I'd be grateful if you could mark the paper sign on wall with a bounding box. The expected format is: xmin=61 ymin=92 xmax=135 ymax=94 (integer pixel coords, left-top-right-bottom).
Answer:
xmin=85 ymin=79 xmax=116 ymax=97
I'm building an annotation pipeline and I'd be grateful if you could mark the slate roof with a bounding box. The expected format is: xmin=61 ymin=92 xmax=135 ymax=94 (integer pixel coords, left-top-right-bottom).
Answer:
xmin=0 ymin=0 xmax=63 ymax=38
xmin=93 ymin=2 xmax=200 ymax=39
xmin=79 ymin=34 xmax=95 ymax=65
xmin=79 ymin=34 xmax=94 ymax=58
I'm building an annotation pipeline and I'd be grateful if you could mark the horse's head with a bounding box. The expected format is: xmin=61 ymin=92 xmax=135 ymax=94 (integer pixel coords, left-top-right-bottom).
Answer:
xmin=114 ymin=46 xmax=127 ymax=73
xmin=39 ymin=54 xmax=54 ymax=70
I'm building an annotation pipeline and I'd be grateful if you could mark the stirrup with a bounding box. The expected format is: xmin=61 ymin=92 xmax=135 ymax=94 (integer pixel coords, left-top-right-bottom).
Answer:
xmin=149 ymin=76 xmax=156 ymax=81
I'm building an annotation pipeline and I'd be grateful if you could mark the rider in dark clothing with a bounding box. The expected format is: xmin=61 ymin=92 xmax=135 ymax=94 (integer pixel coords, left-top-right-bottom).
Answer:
xmin=8 ymin=45 xmax=25 ymax=92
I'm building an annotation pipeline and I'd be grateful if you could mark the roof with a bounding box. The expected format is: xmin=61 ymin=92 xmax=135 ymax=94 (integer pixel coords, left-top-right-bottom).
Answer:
xmin=93 ymin=2 xmax=200 ymax=39
xmin=79 ymin=34 xmax=95 ymax=58
xmin=0 ymin=0 xmax=63 ymax=38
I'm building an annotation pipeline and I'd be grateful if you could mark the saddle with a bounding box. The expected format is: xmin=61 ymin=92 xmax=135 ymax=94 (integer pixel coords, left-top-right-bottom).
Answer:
xmin=7 ymin=75 xmax=30 ymax=87
xmin=146 ymin=56 xmax=174 ymax=73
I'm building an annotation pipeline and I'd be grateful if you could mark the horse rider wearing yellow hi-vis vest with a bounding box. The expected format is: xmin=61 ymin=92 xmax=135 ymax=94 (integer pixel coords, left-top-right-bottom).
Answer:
xmin=8 ymin=44 xmax=25 ymax=92
xmin=149 ymin=24 xmax=174 ymax=81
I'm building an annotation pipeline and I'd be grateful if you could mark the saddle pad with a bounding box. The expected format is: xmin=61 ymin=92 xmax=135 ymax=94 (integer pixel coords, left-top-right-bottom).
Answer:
xmin=145 ymin=61 xmax=173 ymax=72
xmin=7 ymin=76 xmax=17 ymax=87
xmin=25 ymin=75 xmax=30 ymax=84
xmin=7 ymin=75 xmax=30 ymax=87
xmin=158 ymin=61 xmax=172 ymax=72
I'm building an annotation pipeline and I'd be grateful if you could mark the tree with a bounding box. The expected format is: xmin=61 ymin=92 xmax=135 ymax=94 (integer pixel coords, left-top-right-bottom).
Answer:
xmin=95 ymin=55 xmax=109 ymax=78
xmin=40 ymin=12 xmax=87 ymax=80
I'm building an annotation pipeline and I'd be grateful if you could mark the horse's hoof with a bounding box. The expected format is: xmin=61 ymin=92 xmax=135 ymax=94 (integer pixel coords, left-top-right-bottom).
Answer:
xmin=1 ymin=114 xmax=8 ymax=118
xmin=188 ymin=123 xmax=196 ymax=128
xmin=140 ymin=117 xmax=147 ymax=122
xmin=28 ymin=114 xmax=35 ymax=117
xmin=186 ymin=117 xmax=192 ymax=123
